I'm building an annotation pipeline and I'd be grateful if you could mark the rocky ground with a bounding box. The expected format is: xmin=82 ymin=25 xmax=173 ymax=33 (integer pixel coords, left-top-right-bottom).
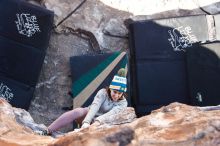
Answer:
xmin=1 ymin=98 xmax=220 ymax=146
xmin=24 ymin=0 xmax=220 ymax=133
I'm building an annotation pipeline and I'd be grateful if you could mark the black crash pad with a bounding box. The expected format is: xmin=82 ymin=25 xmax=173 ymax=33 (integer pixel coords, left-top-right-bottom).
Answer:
xmin=0 ymin=36 xmax=45 ymax=87
xmin=187 ymin=42 xmax=220 ymax=106
xmin=0 ymin=0 xmax=53 ymax=110
xmin=0 ymin=76 xmax=35 ymax=110
xmin=135 ymin=60 xmax=189 ymax=105
xmin=0 ymin=0 xmax=54 ymax=51
xmin=128 ymin=15 xmax=209 ymax=116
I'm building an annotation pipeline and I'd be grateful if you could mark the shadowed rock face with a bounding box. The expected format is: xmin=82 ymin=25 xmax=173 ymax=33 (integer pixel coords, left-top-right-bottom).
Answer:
xmin=1 ymin=97 xmax=220 ymax=146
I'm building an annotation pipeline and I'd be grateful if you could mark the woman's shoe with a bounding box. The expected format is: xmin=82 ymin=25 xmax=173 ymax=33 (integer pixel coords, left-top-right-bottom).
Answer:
xmin=35 ymin=129 xmax=50 ymax=136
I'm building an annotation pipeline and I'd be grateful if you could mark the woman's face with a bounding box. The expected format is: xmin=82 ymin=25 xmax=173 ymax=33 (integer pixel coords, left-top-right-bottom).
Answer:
xmin=110 ymin=89 xmax=123 ymax=101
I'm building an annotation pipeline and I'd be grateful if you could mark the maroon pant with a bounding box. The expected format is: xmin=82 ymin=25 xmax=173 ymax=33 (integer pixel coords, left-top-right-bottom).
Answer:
xmin=48 ymin=107 xmax=89 ymax=133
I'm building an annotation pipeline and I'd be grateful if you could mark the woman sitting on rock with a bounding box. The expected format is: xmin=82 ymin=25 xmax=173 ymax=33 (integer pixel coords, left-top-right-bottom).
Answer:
xmin=39 ymin=68 xmax=128 ymax=135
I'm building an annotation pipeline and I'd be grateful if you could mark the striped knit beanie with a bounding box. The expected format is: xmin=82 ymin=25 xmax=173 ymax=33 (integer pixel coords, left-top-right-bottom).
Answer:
xmin=109 ymin=68 xmax=127 ymax=92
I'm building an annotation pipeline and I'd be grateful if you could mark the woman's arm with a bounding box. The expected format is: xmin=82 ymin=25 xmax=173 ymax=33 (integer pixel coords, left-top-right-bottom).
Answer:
xmin=95 ymin=98 xmax=127 ymax=124
xmin=82 ymin=89 xmax=106 ymax=124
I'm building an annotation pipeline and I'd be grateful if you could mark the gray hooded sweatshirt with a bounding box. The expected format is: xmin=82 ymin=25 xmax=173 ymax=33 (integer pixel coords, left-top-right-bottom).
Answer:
xmin=82 ymin=88 xmax=127 ymax=124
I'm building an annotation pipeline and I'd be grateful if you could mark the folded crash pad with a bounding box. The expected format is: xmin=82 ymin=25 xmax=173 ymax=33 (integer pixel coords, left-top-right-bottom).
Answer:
xmin=128 ymin=15 xmax=209 ymax=116
xmin=0 ymin=0 xmax=54 ymax=51
xmin=135 ymin=60 xmax=189 ymax=105
xmin=0 ymin=36 xmax=45 ymax=87
xmin=0 ymin=76 xmax=35 ymax=110
xmin=187 ymin=42 xmax=220 ymax=106
xmin=0 ymin=0 xmax=53 ymax=109
xmin=70 ymin=52 xmax=128 ymax=108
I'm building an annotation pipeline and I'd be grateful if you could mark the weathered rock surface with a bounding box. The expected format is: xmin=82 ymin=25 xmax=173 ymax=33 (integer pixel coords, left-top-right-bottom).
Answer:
xmin=1 ymin=98 xmax=220 ymax=146
xmin=0 ymin=98 xmax=54 ymax=146
xmin=49 ymin=102 xmax=220 ymax=146
xmin=44 ymin=0 xmax=130 ymax=51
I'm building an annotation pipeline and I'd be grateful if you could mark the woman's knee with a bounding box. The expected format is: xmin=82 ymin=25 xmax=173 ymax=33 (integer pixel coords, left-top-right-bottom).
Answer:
xmin=74 ymin=108 xmax=88 ymax=124
xmin=74 ymin=107 xmax=88 ymax=117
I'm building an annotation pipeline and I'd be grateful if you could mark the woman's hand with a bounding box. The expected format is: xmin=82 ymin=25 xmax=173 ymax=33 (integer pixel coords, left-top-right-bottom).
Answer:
xmin=81 ymin=123 xmax=90 ymax=129
xmin=92 ymin=121 xmax=101 ymax=127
